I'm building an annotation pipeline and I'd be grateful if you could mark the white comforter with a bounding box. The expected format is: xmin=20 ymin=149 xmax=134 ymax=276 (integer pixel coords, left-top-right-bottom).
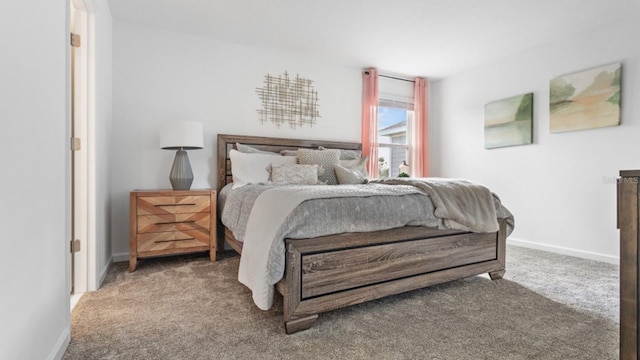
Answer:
xmin=238 ymin=184 xmax=425 ymax=310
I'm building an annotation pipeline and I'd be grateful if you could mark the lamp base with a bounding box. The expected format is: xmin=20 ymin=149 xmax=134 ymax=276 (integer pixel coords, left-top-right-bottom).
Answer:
xmin=169 ymin=150 xmax=194 ymax=190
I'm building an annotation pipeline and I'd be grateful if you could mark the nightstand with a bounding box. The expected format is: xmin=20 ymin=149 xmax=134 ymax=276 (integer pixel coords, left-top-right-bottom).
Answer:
xmin=129 ymin=189 xmax=217 ymax=272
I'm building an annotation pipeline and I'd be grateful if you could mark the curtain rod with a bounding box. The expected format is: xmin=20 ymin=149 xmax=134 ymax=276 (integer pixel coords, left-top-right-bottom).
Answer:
xmin=379 ymin=74 xmax=415 ymax=83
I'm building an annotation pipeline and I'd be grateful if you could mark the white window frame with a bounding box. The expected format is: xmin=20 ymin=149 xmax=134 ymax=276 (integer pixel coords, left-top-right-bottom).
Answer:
xmin=377 ymin=98 xmax=414 ymax=178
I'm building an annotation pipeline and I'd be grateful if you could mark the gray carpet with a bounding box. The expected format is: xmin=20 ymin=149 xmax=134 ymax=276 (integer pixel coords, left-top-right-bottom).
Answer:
xmin=64 ymin=245 xmax=619 ymax=359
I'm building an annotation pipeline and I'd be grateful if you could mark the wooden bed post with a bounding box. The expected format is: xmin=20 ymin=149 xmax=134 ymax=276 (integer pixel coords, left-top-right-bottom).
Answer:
xmin=283 ymin=241 xmax=318 ymax=334
xmin=489 ymin=218 xmax=507 ymax=280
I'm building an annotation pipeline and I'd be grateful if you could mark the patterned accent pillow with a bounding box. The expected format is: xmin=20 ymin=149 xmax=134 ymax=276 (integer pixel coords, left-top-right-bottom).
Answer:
xmin=340 ymin=156 xmax=368 ymax=177
xmin=297 ymin=148 xmax=341 ymax=185
xmin=267 ymin=164 xmax=323 ymax=185
xmin=334 ymin=164 xmax=367 ymax=185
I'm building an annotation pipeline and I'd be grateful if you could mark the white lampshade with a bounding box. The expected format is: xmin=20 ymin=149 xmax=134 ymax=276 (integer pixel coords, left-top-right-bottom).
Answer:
xmin=160 ymin=121 xmax=204 ymax=150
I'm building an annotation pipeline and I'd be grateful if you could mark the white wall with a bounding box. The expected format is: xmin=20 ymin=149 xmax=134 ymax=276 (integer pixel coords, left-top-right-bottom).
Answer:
xmin=111 ymin=21 xmax=361 ymax=258
xmin=0 ymin=1 xmax=71 ymax=359
xmin=430 ymin=13 xmax=639 ymax=263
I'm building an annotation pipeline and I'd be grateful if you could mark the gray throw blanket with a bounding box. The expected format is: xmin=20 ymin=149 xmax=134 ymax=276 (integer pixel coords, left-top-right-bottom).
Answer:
xmin=371 ymin=178 xmax=505 ymax=233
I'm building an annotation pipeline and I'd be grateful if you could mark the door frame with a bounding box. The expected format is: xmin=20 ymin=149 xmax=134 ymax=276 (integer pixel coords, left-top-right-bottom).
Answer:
xmin=70 ymin=0 xmax=97 ymax=295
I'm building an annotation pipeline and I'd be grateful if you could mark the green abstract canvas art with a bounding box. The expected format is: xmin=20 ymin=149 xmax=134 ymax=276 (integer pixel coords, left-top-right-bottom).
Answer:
xmin=484 ymin=93 xmax=533 ymax=149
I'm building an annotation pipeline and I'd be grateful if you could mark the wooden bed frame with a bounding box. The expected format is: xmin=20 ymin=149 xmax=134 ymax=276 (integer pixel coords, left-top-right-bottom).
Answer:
xmin=216 ymin=134 xmax=507 ymax=334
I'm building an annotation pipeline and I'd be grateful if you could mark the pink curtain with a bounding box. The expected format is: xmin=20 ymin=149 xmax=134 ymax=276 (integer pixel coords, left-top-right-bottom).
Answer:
xmin=412 ymin=77 xmax=429 ymax=177
xmin=361 ymin=68 xmax=379 ymax=177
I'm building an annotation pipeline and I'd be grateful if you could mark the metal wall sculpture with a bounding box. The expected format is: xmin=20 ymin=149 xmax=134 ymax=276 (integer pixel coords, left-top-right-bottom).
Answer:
xmin=256 ymin=71 xmax=320 ymax=129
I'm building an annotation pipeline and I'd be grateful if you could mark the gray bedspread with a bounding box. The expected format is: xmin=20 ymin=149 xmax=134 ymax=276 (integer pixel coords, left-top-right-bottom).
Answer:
xmin=220 ymin=181 xmax=514 ymax=244
xmin=220 ymin=183 xmax=438 ymax=243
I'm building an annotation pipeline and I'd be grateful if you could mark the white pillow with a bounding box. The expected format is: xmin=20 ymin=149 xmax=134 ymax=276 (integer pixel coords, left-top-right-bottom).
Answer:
xmin=340 ymin=156 xmax=368 ymax=177
xmin=229 ymin=149 xmax=296 ymax=189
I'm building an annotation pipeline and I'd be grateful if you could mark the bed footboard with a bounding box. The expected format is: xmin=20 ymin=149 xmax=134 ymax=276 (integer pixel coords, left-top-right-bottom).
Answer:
xmin=282 ymin=220 xmax=507 ymax=334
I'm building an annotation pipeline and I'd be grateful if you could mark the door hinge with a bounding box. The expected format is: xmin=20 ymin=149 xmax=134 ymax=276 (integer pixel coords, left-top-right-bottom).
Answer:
xmin=71 ymin=239 xmax=81 ymax=253
xmin=71 ymin=137 xmax=81 ymax=151
xmin=70 ymin=33 xmax=81 ymax=48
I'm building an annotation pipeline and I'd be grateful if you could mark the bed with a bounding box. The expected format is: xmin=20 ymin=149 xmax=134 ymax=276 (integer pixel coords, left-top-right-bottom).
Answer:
xmin=216 ymin=134 xmax=512 ymax=334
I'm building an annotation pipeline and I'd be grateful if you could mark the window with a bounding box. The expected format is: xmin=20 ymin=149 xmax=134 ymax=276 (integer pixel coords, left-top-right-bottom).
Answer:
xmin=377 ymin=76 xmax=414 ymax=178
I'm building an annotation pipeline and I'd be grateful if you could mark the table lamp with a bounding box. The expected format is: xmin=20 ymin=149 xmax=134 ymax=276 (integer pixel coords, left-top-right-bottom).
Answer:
xmin=159 ymin=121 xmax=204 ymax=190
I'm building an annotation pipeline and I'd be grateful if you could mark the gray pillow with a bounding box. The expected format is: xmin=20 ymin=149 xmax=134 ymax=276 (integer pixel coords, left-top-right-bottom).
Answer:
xmin=318 ymin=146 xmax=362 ymax=160
xmin=236 ymin=143 xmax=277 ymax=155
xmin=297 ymin=148 xmax=341 ymax=185
xmin=279 ymin=149 xmax=298 ymax=156
xmin=334 ymin=164 xmax=367 ymax=184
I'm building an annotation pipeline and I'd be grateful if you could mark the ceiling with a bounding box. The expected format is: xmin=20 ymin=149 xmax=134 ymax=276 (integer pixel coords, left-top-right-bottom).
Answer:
xmin=107 ymin=0 xmax=639 ymax=79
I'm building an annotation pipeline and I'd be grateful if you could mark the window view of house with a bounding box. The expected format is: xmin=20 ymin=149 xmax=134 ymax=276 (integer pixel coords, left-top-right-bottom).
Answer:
xmin=376 ymin=75 xmax=415 ymax=178
xmin=378 ymin=103 xmax=413 ymax=178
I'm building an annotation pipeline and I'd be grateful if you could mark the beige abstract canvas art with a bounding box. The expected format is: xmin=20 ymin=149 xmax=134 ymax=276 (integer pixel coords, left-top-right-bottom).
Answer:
xmin=550 ymin=63 xmax=621 ymax=133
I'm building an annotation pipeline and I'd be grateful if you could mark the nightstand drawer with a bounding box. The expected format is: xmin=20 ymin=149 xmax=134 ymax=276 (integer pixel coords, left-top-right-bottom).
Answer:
xmin=137 ymin=195 xmax=210 ymax=215
xmin=137 ymin=213 xmax=210 ymax=233
xmin=137 ymin=229 xmax=210 ymax=253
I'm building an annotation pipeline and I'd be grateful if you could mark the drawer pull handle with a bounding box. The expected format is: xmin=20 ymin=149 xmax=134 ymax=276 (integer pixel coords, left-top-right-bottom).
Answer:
xmin=155 ymin=220 xmax=196 ymax=225
xmin=154 ymin=238 xmax=195 ymax=243
xmin=156 ymin=203 xmax=197 ymax=207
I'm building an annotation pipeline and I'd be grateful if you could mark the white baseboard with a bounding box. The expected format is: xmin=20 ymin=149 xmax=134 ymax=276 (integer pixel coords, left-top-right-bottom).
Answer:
xmin=112 ymin=252 xmax=129 ymax=263
xmin=507 ymin=237 xmax=619 ymax=265
xmin=98 ymin=258 xmax=113 ymax=287
xmin=48 ymin=325 xmax=70 ymax=360
xmin=114 ymin=242 xmax=619 ymax=264
xmin=70 ymin=293 xmax=83 ymax=311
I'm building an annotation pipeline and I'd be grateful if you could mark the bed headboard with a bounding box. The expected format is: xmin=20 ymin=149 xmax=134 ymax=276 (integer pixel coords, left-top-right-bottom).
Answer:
xmin=216 ymin=134 xmax=362 ymax=193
